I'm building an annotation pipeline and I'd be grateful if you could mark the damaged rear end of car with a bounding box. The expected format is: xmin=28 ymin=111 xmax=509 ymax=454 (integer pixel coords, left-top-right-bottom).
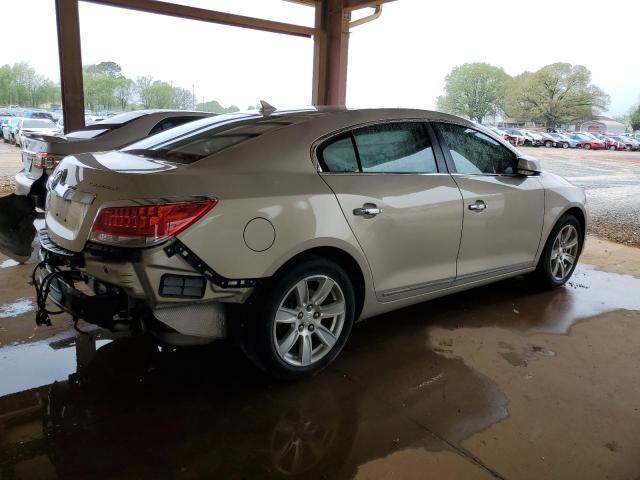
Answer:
xmin=33 ymin=113 xmax=269 ymax=345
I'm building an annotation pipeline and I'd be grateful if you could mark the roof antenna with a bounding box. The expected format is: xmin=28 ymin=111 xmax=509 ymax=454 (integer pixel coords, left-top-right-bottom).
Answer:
xmin=259 ymin=100 xmax=276 ymax=115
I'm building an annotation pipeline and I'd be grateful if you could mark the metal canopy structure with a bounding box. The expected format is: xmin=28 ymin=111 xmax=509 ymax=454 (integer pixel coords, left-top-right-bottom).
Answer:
xmin=54 ymin=0 xmax=396 ymax=133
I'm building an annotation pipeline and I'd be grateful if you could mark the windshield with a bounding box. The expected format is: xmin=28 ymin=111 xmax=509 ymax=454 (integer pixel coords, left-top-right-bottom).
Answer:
xmin=23 ymin=119 xmax=56 ymax=128
xmin=123 ymin=113 xmax=274 ymax=163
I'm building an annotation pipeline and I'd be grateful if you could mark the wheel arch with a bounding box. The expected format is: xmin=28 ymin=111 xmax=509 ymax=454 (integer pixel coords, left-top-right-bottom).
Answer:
xmin=538 ymin=205 xmax=587 ymax=265
xmin=270 ymin=246 xmax=367 ymax=320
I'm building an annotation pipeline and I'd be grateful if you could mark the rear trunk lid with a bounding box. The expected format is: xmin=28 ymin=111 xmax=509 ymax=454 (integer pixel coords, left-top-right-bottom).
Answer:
xmin=45 ymin=151 xmax=188 ymax=252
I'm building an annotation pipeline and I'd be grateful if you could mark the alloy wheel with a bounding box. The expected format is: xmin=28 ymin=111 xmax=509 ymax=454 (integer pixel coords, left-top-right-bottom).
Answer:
xmin=273 ymin=275 xmax=346 ymax=367
xmin=550 ymin=225 xmax=579 ymax=281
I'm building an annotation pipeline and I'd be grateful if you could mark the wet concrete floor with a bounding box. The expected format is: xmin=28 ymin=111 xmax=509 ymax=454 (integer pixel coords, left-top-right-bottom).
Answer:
xmin=1 ymin=237 xmax=640 ymax=479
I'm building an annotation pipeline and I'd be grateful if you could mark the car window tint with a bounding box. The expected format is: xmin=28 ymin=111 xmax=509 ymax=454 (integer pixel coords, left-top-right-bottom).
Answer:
xmin=317 ymin=135 xmax=358 ymax=172
xmin=436 ymin=123 xmax=516 ymax=175
xmin=124 ymin=116 xmax=283 ymax=163
xmin=148 ymin=116 xmax=204 ymax=136
xmin=353 ymin=122 xmax=436 ymax=173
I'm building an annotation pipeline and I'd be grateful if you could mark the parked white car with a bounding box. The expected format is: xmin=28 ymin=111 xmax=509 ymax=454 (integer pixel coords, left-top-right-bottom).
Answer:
xmin=16 ymin=110 xmax=214 ymax=204
xmin=15 ymin=118 xmax=61 ymax=147
xmin=33 ymin=107 xmax=587 ymax=379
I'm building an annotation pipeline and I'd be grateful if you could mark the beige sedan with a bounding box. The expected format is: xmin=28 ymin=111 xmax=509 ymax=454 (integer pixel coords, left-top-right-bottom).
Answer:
xmin=35 ymin=107 xmax=587 ymax=379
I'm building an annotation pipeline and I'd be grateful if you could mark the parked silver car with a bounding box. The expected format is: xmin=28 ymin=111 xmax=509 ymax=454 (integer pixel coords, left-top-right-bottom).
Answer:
xmin=16 ymin=110 xmax=213 ymax=204
xmin=33 ymin=107 xmax=587 ymax=379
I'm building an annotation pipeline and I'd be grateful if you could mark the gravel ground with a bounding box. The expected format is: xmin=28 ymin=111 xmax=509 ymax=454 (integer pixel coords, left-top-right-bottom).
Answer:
xmin=520 ymin=146 xmax=640 ymax=247
xmin=1 ymin=142 xmax=638 ymax=245
xmin=0 ymin=142 xmax=20 ymax=194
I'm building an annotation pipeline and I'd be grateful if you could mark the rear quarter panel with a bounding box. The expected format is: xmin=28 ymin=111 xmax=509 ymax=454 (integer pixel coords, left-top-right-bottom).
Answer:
xmin=175 ymin=121 xmax=375 ymax=307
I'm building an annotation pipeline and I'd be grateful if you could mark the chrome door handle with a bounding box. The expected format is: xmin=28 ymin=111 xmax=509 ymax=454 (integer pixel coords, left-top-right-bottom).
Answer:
xmin=468 ymin=200 xmax=486 ymax=211
xmin=353 ymin=204 xmax=382 ymax=217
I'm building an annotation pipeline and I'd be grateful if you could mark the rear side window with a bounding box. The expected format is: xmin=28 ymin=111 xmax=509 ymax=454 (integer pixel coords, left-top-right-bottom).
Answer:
xmin=317 ymin=134 xmax=358 ymax=172
xmin=353 ymin=122 xmax=436 ymax=173
xmin=436 ymin=123 xmax=516 ymax=175
xmin=318 ymin=122 xmax=437 ymax=174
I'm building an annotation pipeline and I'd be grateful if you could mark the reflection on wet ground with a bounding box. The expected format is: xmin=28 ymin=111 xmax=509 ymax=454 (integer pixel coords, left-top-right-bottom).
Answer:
xmin=1 ymin=260 xmax=640 ymax=479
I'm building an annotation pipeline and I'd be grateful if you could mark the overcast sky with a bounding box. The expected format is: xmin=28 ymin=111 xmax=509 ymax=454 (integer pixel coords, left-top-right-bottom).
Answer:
xmin=4 ymin=0 xmax=639 ymax=116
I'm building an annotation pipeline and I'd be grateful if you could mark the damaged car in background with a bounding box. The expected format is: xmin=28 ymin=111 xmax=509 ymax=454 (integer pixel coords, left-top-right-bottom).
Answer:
xmin=16 ymin=109 xmax=213 ymax=205
xmin=0 ymin=110 xmax=212 ymax=263
xmin=21 ymin=107 xmax=586 ymax=380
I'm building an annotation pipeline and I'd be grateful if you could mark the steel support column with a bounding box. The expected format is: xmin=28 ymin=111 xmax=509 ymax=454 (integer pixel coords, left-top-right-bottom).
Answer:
xmin=312 ymin=0 xmax=350 ymax=106
xmin=55 ymin=0 xmax=86 ymax=133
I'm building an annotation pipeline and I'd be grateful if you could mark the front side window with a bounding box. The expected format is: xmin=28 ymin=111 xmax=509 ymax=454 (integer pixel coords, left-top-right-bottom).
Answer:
xmin=436 ymin=123 xmax=516 ymax=175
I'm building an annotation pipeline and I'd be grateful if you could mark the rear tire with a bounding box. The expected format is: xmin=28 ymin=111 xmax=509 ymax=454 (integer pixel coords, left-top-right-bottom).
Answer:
xmin=544 ymin=140 xmax=553 ymax=148
xmin=583 ymin=143 xmax=591 ymax=150
xmin=609 ymin=145 xmax=616 ymax=151
xmin=534 ymin=214 xmax=583 ymax=288
xmin=240 ymin=256 xmax=356 ymax=380
xmin=562 ymin=142 xmax=569 ymax=149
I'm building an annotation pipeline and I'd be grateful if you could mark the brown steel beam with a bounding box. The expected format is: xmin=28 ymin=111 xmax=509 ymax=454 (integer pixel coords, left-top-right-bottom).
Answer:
xmin=55 ymin=0 xmax=85 ymax=133
xmin=82 ymin=0 xmax=315 ymax=37
xmin=344 ymin=0 xmax=396 ymax=10
xmin=312 ymin=0 xmax=350 ymax=106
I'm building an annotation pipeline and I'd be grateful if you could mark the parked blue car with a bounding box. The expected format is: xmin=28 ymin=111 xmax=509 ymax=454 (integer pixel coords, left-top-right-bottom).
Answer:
xmin=2 ymin=117 xmax=22 ymax=144
xmin=550 ymin=132 xmax=580 ymax=148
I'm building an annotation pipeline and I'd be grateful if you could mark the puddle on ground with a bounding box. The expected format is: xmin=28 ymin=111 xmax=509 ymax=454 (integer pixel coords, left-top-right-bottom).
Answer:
xmin=378 ymin=264 xmax=640 ymax=336
xmin=0 ymin=262 xmax=638 ymax=478
xmin=0 ymin=297 xmax=34 ymax=319
xmin=0 ymin=330 xmax=111 ymax=396
xmin=0 ymin=258 xmax=19 ymax=268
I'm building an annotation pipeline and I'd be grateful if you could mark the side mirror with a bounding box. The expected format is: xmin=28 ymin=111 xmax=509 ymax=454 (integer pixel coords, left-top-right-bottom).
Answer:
xmin=516 ymin=156 xmax=541 ymax=175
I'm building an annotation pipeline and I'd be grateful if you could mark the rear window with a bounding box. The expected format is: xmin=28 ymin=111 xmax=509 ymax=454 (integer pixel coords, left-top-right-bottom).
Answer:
xmin=23 ymin=119 xmax=56 ymax=128
xmin=65 ymin=129 xmax=110 ymax=139
xmin=123 ymin=113 xmax=287 ymax=163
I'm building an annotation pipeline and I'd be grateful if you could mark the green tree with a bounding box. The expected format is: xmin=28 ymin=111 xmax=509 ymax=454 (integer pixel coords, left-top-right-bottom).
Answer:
xmin=114 ymin=78 xmax=134 ymax=110
xmin=84 ymin=61 xmax=123 ymax=78
xmin=505 ymin=63 xmax=610 ymax=128
xmin=135 ymin=76 xmax=154 ymax=108
xmin=197 ymin=100 xmax=240 ymax=113
xmin=630 ymin=109 xmax=640 ymax=131
xmin=83 ymin=61 xmax=125 ymax=112
xmin=147 ymin=80 xmax=173 ymax=108
xmin=436 ymin=63 xmax=510 ymax=124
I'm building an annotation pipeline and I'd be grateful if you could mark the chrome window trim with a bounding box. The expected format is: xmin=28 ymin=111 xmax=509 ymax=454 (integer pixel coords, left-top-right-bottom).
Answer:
xmin=311 ymin=118 xmax=441 ymax=175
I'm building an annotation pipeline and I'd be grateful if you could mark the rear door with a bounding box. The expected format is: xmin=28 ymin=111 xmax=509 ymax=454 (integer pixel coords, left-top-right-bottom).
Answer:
xmin=317 ymin=121 xmax=463 ymax=301
xmin=434 ymin=123 xmax=544 ymax=279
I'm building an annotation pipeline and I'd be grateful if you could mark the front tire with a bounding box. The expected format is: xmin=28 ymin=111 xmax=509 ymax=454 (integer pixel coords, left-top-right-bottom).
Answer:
xmin=241 ymin=257 xmax=356 ymax=380
xmin=544 ymin=140 xmax=553 ymax=148
xmin=535 ymin=214 xmax=582 ymax=288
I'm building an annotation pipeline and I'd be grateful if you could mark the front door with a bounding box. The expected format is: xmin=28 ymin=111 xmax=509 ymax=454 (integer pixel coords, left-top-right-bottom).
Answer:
xmin=434 ymin=123 xmax=545 ymax=279
xmin=317 ymin=121 xmax=463 ymax=300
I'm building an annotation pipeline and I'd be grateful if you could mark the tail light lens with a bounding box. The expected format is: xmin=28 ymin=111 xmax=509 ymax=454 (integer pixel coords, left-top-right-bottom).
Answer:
xmin=89 ymin=199 xmax=217 ymax=246
xmin=32 ymin=152 xmax=64 ymax=170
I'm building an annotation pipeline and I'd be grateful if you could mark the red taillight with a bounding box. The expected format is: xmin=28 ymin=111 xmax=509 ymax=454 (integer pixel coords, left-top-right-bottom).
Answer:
xmin=33 ymin=152 xmax=63 ymax=170
xmin=89 ymin=199 xmax=217 ymax=246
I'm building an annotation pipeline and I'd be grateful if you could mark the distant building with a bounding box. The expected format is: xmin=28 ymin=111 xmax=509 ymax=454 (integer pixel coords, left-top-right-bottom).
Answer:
xmin=576 ymin=115 xmax=627 ymax=134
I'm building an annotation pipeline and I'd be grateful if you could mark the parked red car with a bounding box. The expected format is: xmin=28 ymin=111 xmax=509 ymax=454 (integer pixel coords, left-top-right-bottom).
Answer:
xmin=593 ymin=133 xmax=625 ymax=151
xmin=569 ymin=133 xmax=604 ymax=150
